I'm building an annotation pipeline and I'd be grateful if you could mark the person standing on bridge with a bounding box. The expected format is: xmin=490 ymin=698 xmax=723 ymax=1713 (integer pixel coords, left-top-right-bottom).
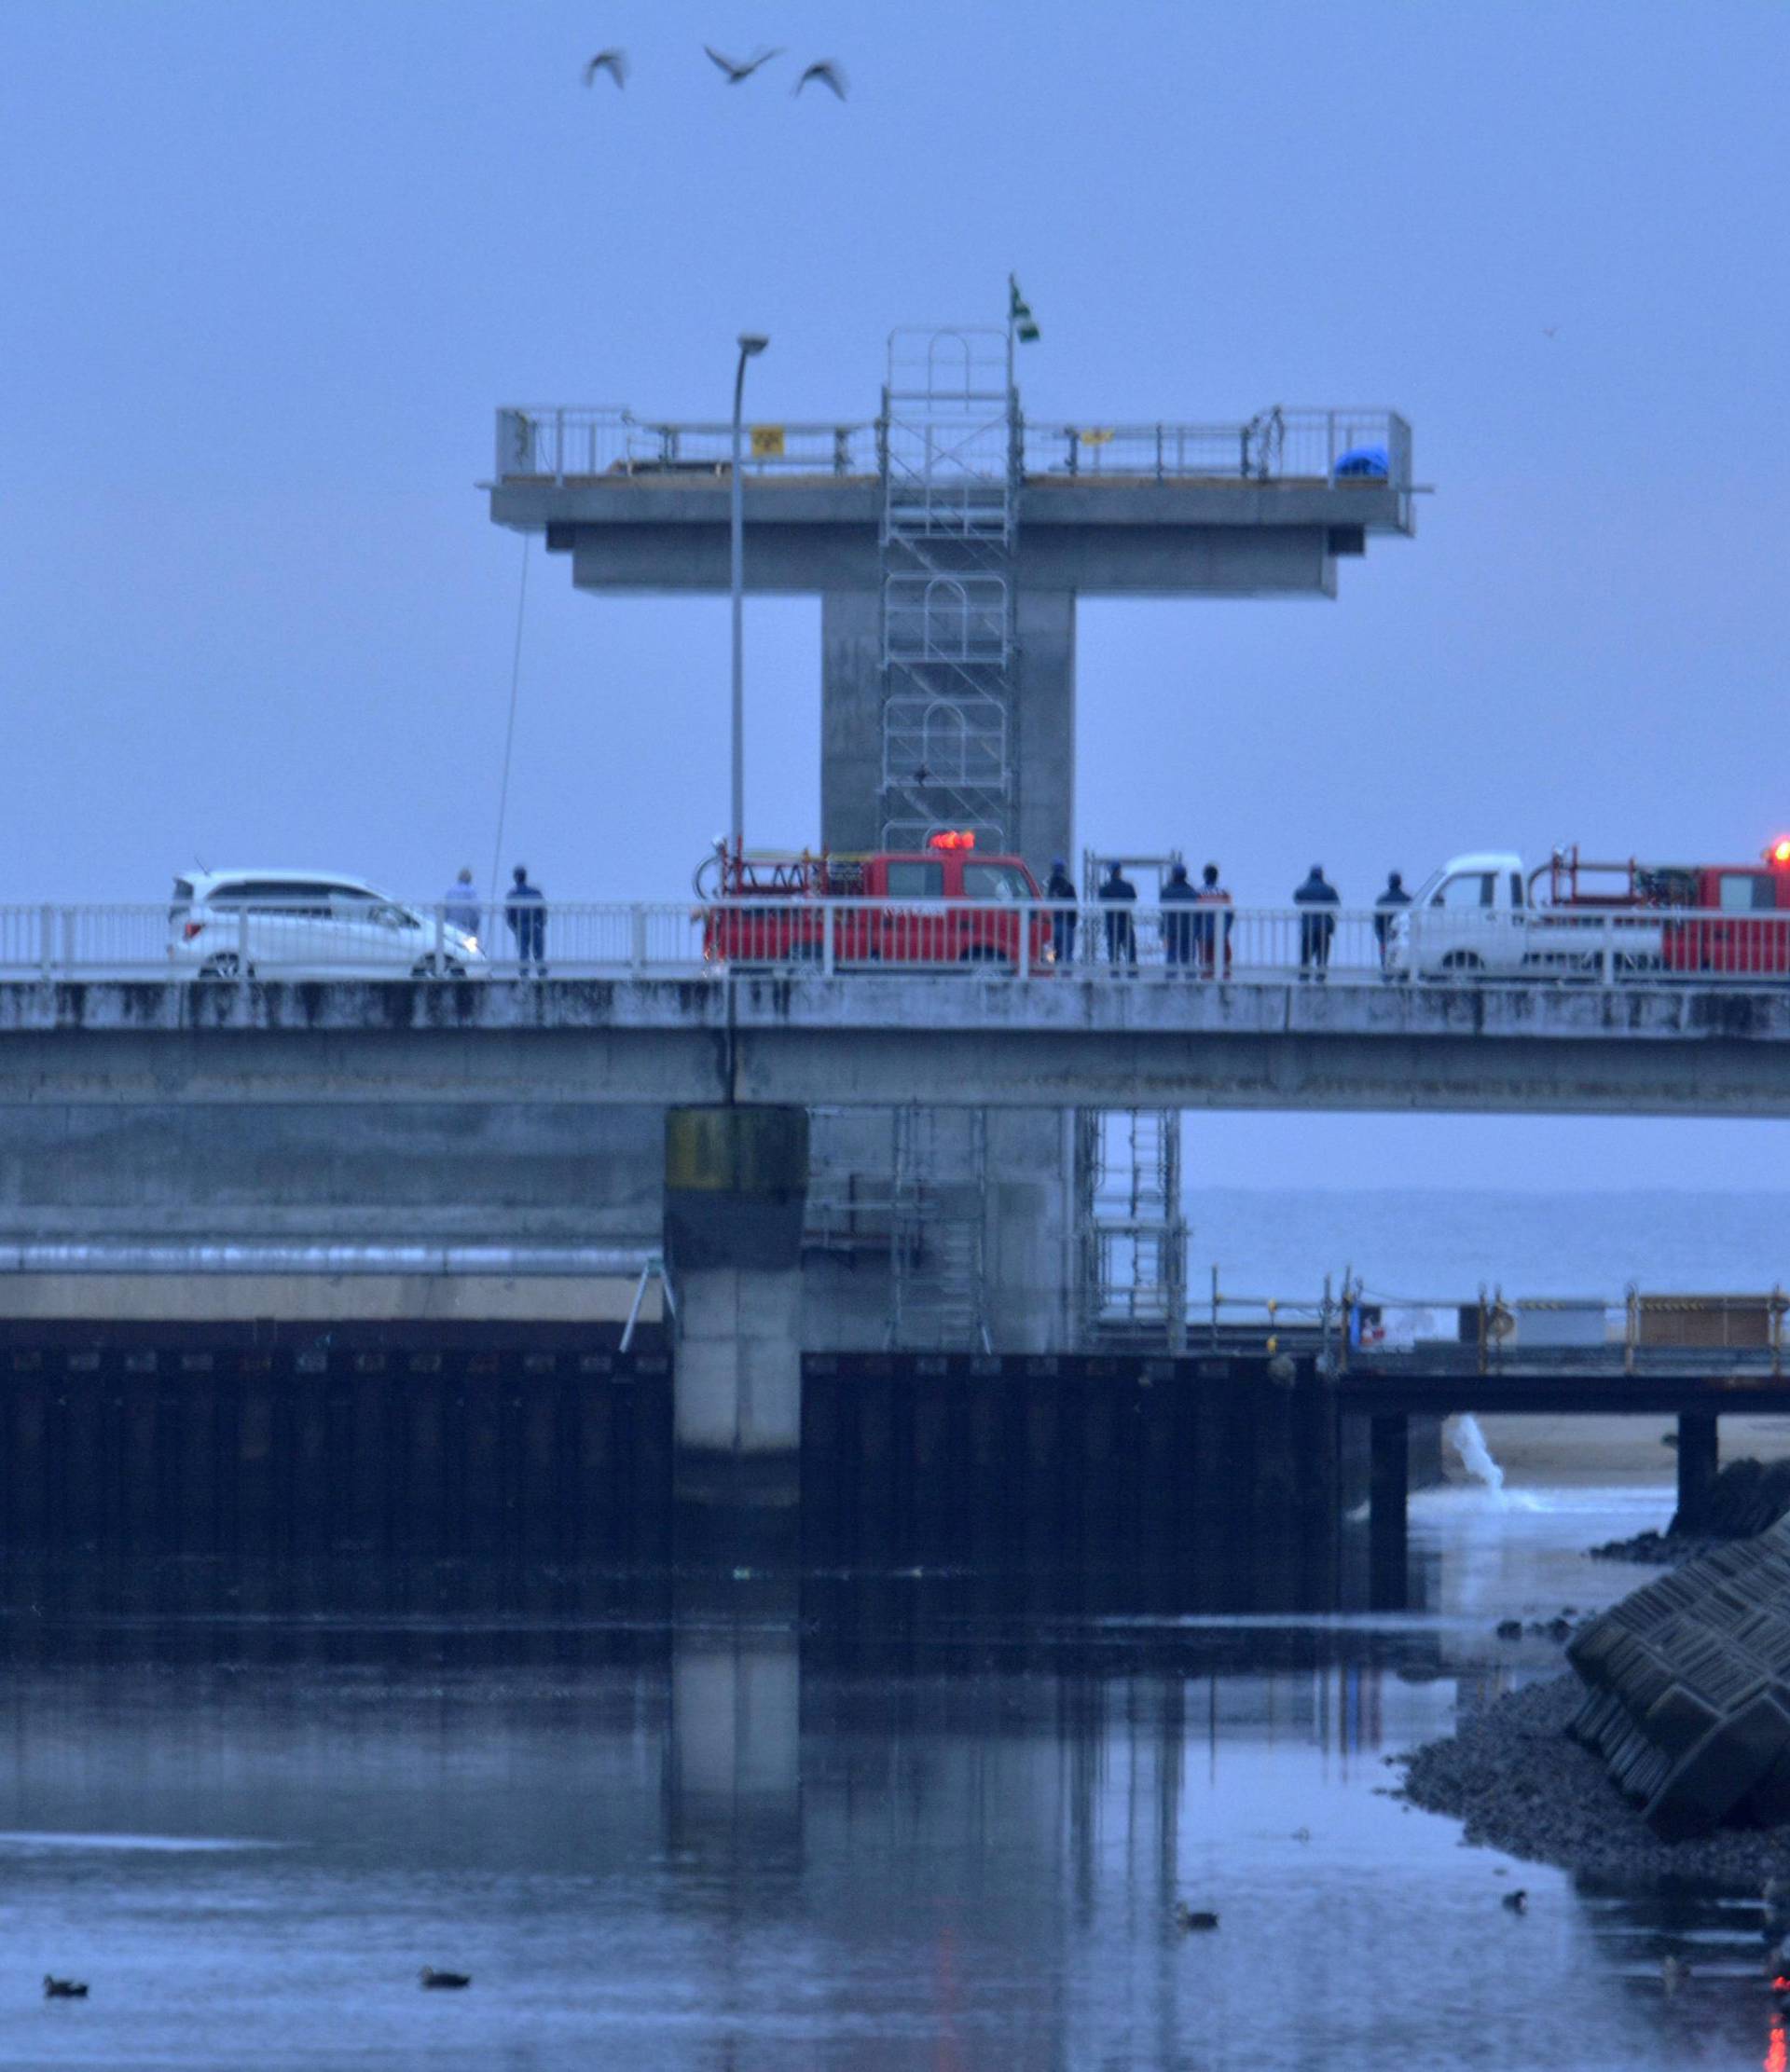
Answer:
xmin=504 ymin=865 xmax=547 ymax=978
xmin=1193 ymin=863 xmax=1234 ymax=979
xmin=1373 ymin=870 xmax=1411 ymax=979
xmin=1099 ymin=861 xmax=1137 ymax=972
xmin=1294 ymin=865 xmax=1340 ymax=981
xmin=1160 ymin=862 xmax=1195 ymax=969
xmin=1046 ymin=858 xmax=1078 ymax=967
xmin=443 ymin=867 xmax=480 ymax=942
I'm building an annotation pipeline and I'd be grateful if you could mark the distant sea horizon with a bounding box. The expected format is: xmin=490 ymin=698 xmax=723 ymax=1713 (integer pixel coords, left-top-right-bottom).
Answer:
xmin=1179 ymin=1187 xmax=1790 ymax=1309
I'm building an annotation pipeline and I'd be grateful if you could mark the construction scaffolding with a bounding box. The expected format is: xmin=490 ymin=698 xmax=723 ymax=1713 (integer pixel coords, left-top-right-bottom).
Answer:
xmin=878 ymin=327 xmax=1017 ymax=852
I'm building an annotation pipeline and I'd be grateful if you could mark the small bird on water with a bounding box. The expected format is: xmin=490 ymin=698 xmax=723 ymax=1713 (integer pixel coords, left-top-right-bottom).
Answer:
xmin=420 ymin=1968 xmax=472 ymax=1990
xmin=1174 ymin=1903 xmax=1219 ymax=1931
xmin=43 ymin=1977 xmax=88 ymax=1999
xmin=1502 ymin=1889 xmax=1527 ymax=1914
xmin=583 ymin=49 xmax=626 ymax=88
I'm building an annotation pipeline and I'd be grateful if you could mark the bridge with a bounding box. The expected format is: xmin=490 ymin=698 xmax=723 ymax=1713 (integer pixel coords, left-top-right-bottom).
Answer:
xmin=5 ymin=961 xmax=1790 ymax=1115
xmin=10 ymin=895 xmax=1790 ymax=1110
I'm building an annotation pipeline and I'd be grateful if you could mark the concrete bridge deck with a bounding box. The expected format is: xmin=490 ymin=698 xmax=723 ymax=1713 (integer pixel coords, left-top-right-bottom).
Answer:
xmin=3 ymin=974 xmax=1788 ymax=1114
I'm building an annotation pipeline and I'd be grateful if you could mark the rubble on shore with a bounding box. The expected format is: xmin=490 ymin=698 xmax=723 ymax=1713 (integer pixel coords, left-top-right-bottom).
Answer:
xmin=1399 ymin=1674 xmax=1790 ymax=1881
xmin=1590 ymin=1456 xmax=1790 ymax=1565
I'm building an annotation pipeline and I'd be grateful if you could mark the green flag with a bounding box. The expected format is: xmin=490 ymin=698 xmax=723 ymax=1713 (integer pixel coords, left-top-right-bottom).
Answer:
xmin=1009 ymin=274 xmax=1040 ymax=344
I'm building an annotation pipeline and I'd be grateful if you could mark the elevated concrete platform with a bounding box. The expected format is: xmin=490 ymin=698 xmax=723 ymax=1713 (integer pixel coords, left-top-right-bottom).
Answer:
xmin=1 ymin=976 xmax=1788 ymax=1114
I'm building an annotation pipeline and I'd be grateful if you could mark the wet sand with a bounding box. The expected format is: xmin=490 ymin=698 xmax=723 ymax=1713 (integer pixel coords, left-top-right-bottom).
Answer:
xmin=1448 ymin=1413 xmax=1790 ymax=1489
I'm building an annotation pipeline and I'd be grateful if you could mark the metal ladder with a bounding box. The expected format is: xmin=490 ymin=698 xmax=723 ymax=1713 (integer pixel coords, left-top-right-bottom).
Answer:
xmin=877 ymin=327 xmax=1017 ymax=850
xmin=1077 ymin=852 xmax=1190 ymax=1351
xmin=889 ymin=1105 xmax=991 ymax=1352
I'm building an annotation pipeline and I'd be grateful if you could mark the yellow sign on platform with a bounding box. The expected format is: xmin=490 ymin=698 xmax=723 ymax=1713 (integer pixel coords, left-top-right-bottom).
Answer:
xmin=750 ymin=424 xmax=786 ymax=460
xmin=1080 ymin=427 xmax=1115 ymax=446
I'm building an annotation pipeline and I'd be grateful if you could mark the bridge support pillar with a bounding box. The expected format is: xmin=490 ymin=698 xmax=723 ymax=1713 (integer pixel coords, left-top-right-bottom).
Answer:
xmin=1674 ymin=1411 xmax=1720 ymax=1534
xmin=1369 ymin=1411 xmax=1410 ymax=1610
xmin=665 ymin=1106 xmax=810 ymax=1557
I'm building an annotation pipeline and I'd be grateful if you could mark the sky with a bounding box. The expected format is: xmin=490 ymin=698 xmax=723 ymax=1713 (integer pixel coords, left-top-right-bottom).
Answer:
xmin=4 ymin=0 xmax=1788 ymax=1193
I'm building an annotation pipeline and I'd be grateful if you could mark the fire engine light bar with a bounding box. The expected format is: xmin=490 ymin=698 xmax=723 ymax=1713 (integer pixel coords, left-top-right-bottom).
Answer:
xmin=929 ymin=830 xmax=976 ymax=851
xmin=1769 ymin=838 xmax=1790 ymax=866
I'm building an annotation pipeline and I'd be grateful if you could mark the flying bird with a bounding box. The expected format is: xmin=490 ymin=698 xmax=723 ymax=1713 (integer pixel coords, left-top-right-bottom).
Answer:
xmin=704 ymin=45 xmax=782 ymax=83
xmin=794 ymin=61 xmax=847 ymax=100
xmin=1542 ymin=326 xmax=1559 ymax=339
xmin=584 ymin=49 xmax=626 ymax=88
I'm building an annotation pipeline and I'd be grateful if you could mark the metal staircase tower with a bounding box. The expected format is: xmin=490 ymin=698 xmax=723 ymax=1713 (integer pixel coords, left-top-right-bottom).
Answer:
xmin=1077 ymin=852 xmax=1190 ymax=1351
xmin=889 ymin=1105 xmax=991 ymax=1352
xmin=878 ymin=328 xmax=1017 ymax=850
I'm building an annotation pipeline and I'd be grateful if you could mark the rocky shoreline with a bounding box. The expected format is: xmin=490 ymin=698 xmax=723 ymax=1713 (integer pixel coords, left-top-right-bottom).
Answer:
xmin=1399 ymin=1672 xmax=1790 ymax=1883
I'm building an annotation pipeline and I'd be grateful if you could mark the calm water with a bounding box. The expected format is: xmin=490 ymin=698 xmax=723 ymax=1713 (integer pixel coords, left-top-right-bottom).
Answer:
xmin=0 ymin=1481 xmax=1778 ymax=2070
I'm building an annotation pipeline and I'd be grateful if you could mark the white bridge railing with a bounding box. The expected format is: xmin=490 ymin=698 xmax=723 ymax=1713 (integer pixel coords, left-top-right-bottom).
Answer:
xmin=3 ymin=900 xmax=1787 ymax=986
xmin=493 ymin=406 xmax=1413 ymax=493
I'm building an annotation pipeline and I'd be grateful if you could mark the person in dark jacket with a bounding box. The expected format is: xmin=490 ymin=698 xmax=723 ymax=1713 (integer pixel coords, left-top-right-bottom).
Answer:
xmin=1098 ymin=862 xmax=1137 ymax=970
xmin=1045 ymin=857 xmax=1078 ymax=967
xmin=1373 ymin=870 xmax=1411 ymax=977
xmin=504 ymin=864 xmax=547 ymax=977
xmin=1293 ymin=865 xmax=1340 ymax=981
xmin=1192 ymin=862 xmax=1234 ymax=978
xmin=1159 ymin=861 xmax=1195 ymax=968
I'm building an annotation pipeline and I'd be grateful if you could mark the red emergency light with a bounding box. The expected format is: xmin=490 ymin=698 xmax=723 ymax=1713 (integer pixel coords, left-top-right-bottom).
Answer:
xmin=1769 ymin=838 xmax=1790 ymax=867
xmin=928 ymin=830 xmax=976 ymax=851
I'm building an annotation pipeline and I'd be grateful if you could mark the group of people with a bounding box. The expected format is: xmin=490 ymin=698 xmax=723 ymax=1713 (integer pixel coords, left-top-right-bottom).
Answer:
xmin=441 ymin=865 xmax=549 ymax=975
xmin=1045 ymin=861 xmax=1415 ymax=979
xmin=1044 ymin=858 xmax=1239 ymax=976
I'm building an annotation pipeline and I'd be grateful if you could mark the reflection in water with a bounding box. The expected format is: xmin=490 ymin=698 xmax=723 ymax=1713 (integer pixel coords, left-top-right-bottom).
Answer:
xmin=0 ymin=1489 xmax=1769 ymax=2070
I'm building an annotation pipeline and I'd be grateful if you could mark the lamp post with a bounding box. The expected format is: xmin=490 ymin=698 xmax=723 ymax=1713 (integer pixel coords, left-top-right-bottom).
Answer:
xmin=731 ymin=333 xmax=769 ymax=860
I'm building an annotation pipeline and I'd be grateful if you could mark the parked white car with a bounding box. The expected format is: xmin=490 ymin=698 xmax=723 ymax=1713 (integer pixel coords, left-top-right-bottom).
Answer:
xmin=168 ymin=871 xmax=486 ymax=980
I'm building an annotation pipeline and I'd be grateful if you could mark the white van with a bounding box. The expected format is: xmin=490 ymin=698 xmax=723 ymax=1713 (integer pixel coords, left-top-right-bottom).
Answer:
xmin=168 ymin=871 xmax=485 ymax=980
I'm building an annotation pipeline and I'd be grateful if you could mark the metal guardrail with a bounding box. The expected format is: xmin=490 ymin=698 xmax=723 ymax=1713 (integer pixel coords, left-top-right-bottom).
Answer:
xmin=8 ymin=900 xmax=1790 ymax=985
xmin=493 ymin=405 xmax=1413 ymax=491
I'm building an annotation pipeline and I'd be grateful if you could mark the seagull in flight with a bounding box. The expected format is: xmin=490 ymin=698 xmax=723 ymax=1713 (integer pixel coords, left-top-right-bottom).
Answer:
xmin=794 ymin=60 xmax=847 ymax=100
xmin=704 ymin=45 xmax=782 ymax=83
xmin=584 ymin=48 xmax=627 ymax=88
xmin=1542 ymin=325 xmax=1559 ymax=338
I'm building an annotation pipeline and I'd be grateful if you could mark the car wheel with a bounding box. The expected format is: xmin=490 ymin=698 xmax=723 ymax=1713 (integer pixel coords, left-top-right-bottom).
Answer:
xmin=411 ymin=956 xmax=467 ymax=980
xmin=198 ymin=954 xmax=250 ymax=981
xmin=1439 ymin=951 xmax=1483 ymax=976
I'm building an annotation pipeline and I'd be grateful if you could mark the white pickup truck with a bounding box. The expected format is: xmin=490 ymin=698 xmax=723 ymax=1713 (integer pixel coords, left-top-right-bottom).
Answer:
xmin=1382 ymin=851 xmax=1665 ymax=979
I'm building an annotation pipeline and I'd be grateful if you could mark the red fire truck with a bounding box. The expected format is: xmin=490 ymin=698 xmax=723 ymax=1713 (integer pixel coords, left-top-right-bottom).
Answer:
xmin=696 ymin=833 xmax=1055 ymax=971
xmin=1547 ymin=843 xmax=1790 ymax=976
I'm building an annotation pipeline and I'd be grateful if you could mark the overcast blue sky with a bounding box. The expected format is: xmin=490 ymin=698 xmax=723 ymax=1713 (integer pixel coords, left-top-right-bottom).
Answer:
xmin=4 ymin=1 xmax=1787 ymax=1193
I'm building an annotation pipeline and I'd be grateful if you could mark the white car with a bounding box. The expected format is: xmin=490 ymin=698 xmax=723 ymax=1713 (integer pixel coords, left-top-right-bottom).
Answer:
xmin=168 ymin=870 xmax=486 ymax=980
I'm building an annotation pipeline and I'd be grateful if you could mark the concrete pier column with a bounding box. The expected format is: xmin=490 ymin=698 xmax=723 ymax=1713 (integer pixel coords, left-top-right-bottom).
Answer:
xmin=820 ymin=586 xmax=1077 ymax=876
xmin=665 ymin=1107 xmax=809 ymax=1553
xmin=1368 ymin=1411 xmax=1410 ymax=1610
xmin=1674 ymin=1411 xmax=1720 ymax=1534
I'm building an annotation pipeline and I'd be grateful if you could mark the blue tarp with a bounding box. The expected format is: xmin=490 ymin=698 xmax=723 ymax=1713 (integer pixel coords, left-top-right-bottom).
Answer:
xmin=1334 ymin=445 xmax=1390 ymax=480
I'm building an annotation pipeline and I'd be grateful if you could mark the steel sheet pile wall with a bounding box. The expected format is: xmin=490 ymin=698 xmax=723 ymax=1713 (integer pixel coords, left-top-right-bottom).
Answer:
xmin=1567 ymin=1515 xmax=1790 ymax=1837
xmin=0 ymin=1326 xmax=672 ymax=1557
xmin=801 ymin=1354 xmax=1346 ymax=1597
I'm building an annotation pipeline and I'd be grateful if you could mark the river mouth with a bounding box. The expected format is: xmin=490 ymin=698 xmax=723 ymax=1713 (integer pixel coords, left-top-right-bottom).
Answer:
xmin=0 ymin=1483 xmax=1777 ymax=2071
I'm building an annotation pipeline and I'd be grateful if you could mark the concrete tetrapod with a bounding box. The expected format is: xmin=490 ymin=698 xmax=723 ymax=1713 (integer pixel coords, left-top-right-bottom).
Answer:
xmin=1566 ymin=1513 xmax=1790 ymax=1838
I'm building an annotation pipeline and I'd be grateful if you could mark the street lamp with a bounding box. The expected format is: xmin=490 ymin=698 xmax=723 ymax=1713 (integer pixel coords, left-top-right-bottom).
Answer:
xmin=731 ymin=332 xmax=769 ymax=860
